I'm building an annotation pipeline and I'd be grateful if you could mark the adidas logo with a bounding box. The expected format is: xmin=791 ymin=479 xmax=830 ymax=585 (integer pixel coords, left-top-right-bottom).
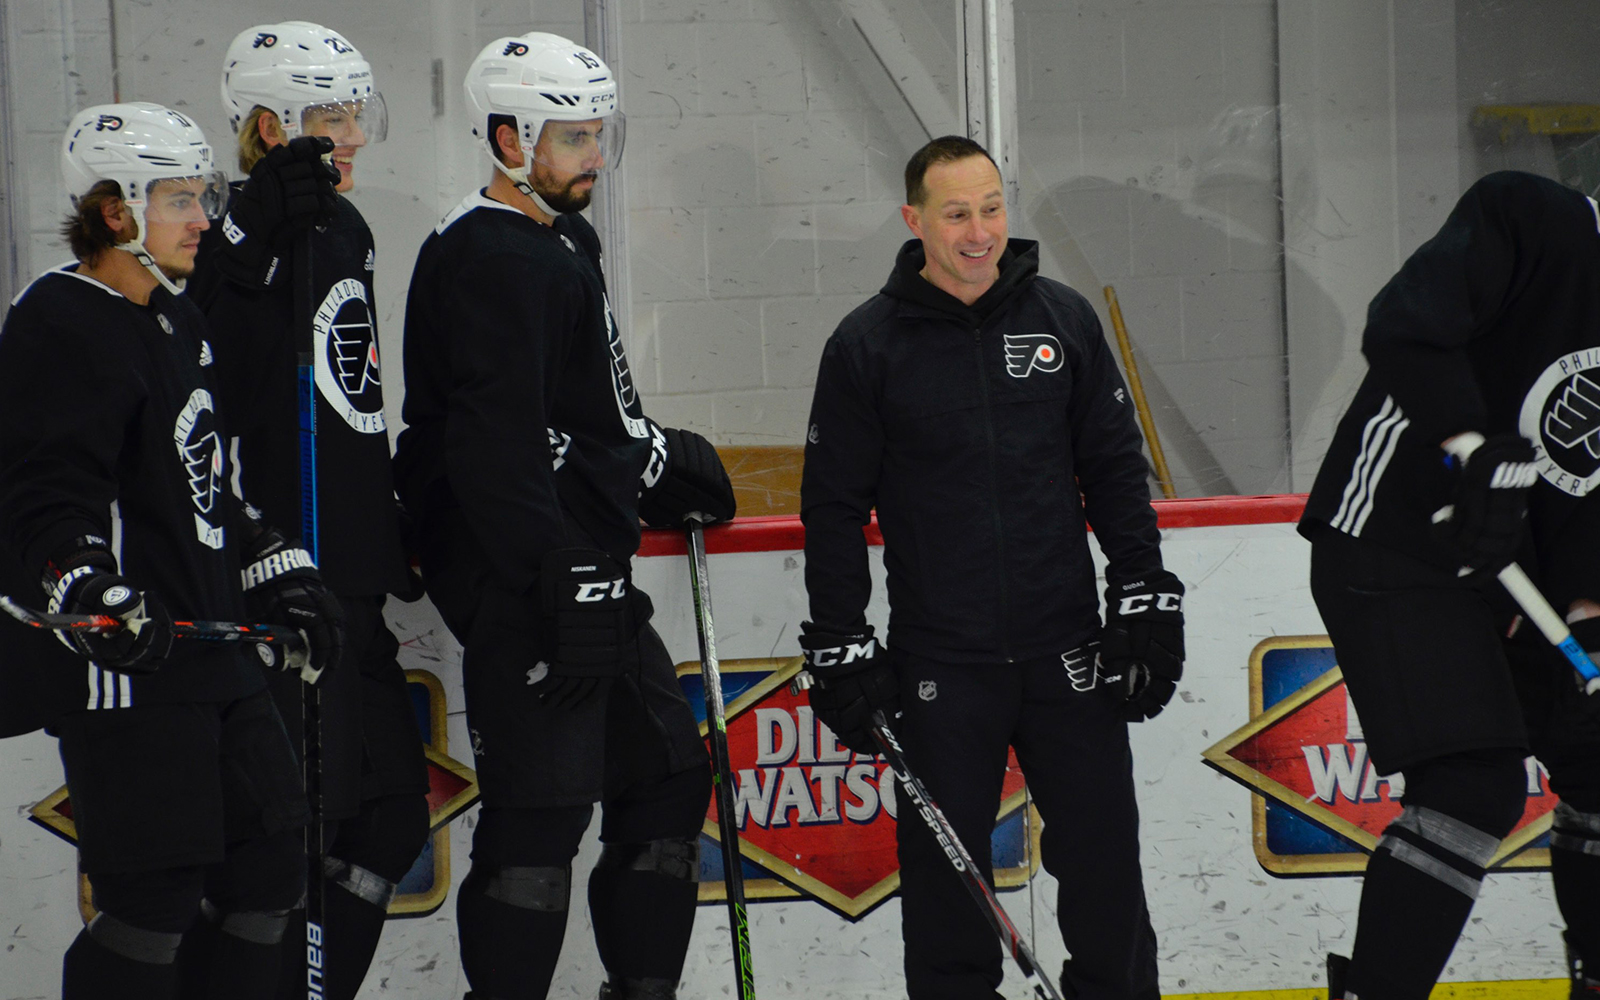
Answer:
xmin=199 ymin=340 xmax=213 ymax=366
xmin=364 ymin=249 xmax=375 ymax=271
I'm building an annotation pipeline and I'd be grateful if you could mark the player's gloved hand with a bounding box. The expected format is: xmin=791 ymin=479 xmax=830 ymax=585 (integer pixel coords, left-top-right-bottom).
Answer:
xmin=536 ymin=548 xmax=637 ymax=709
xmin=240 ymin=524 xmax=345 ymax=684
xmin=215 ymin=135 xmax=339 ymax=288
xmin=1101 ymin=571 xmax=1185 ymax=721
xmin=1434 ymin=432 xmax=1537 ymax=576
xmin=1571 ymin=616 xmax=1600 ymax=697
xmin=638 ymin=422 xmax=737 ymax=528
xmin=800 ymin=622 xmax=899 ymax=754
xmin=48 ymin=552 xmax=173 ymax=672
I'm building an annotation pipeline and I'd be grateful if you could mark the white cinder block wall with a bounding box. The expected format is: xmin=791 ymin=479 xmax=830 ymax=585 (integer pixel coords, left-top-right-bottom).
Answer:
xmin=5 ymin=0 xmax=1600 ymax=483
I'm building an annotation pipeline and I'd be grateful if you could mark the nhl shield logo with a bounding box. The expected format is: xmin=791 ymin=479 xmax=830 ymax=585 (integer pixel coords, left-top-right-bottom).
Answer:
xmin=1003 ymin=334 xmax=1064 ymax=378
xmin=917 ymin=680 xmax=938 ymax=701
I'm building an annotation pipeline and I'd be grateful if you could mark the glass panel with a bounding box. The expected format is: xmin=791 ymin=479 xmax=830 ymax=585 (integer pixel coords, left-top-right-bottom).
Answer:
xmin=619 ymin=0 xmax=964 ymax=514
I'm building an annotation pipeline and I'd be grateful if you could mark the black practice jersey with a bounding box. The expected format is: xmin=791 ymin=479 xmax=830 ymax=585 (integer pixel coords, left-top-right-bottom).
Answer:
xmin=801 ymin=239 xmax=1165 ymax=663
xmin=0 ymin=266 xmax=262 ymax=707
xmin=190 ymin=191 xmax=410 ymax=597
xmin=394 ymin=192 xmax=656 ymax=593
xmin=1301 ymin=171 xmax=1600 ymax=607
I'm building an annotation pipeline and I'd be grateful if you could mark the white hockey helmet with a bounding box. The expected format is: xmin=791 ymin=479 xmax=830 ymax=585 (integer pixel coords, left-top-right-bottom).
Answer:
xmin=221 ymin=21 xmax=387 ymax=145
xmin=464 ymin=32 xmax=624 ymax=205
xmin=61 ymin=102 xmax=228 ymax=290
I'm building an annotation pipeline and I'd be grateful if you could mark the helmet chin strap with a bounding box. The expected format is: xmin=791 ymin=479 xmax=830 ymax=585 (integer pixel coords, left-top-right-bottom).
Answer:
xmin=127 ymin=202 xmax=185 ymax=296
xmin=491 ymin=153 xmax=563 ymax=220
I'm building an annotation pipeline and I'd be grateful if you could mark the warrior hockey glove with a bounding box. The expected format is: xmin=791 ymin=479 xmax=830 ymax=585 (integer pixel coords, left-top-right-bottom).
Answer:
xmin=1101 ymin=571 xmax=1185 ymax=721
xmin=536 ymin=548 xmax=638 ymax=709
xmin=214 ymin=135 xmax=339 ymax=289
xmin=241 ymin=523 xmax=345 ymax=684
xmin=800 ymin=622 xmax=899 ymax=754
xmin=1434 ymin=432 xmax=1537 ymax=576
xmin=46 ymin=546 xmax=173 ymax=673
xmin=638 ymin=423 xmax=738 ymax=529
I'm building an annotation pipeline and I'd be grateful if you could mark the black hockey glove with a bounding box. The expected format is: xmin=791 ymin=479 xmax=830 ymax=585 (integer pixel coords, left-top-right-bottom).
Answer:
xmin=800 ymin=622 xmax=899 ymax=754
xmin=240 ymin=523 xmax=345 ymax=684
xmin=536 ymin=548 xmax=638 ymax=709
xmin=1572 ymin=617 xmax=1600 ymax=698
xmin=1434 ymin=433 xmax=1537 ymax=576
xmin=638 ymin=423 xmax=737 ymax=529
xmin=215 ymin=135 xmax=339 ymax=289
xmin=46 ymin=547 xmax=173 ymax=673
xmin=1101 ymin=571 xmax=1185 ymax=721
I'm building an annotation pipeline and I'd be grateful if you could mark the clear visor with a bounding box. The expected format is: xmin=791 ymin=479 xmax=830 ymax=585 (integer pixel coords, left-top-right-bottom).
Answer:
xmin=533 ymin=114 xmax=626 ymax=173
xmin=299 ymin=93 xmax=388 ymax=147
xmin=142 ymin=172 xmax=230 ymax=223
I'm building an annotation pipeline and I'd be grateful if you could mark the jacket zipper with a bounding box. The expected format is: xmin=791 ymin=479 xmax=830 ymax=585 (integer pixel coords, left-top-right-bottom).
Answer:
xmin=973 ymin=325 xmax=1013 ymax=662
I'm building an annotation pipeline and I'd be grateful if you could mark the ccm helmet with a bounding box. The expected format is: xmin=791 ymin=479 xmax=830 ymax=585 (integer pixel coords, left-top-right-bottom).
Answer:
xmin=61 ymin=102 xmax=228 ymax=291
xmin=221 ymin=21 xmax=387 ymax=145
xmin=464 ymin=33 xmax=623 ymax=211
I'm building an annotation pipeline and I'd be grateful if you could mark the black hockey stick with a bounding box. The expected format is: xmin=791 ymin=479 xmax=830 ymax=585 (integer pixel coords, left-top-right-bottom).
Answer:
xmin=0 ymin=595 xmax=307 ymax=656
xmin=870 ymin=712 xmax=1064 ymax=1000
xmin=684 ymin=518 xmax=756 ymax=1000
xmin=293 ymin=223 xmax=329 ymax=997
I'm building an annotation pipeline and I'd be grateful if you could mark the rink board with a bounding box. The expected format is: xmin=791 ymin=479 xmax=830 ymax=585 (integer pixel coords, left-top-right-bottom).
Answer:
xmin=0 ymin=496 xmax=1574 ymax=997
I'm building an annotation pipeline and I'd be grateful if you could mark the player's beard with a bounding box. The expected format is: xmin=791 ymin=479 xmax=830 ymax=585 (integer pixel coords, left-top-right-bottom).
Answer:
xmin=534 ymin=171 xmax=598 ymax=214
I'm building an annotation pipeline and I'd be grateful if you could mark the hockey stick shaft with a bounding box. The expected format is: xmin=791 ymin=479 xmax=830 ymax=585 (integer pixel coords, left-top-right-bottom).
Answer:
xmin=1441 ymin=433 xmax=1600 ymax=694
xmin=293 ymin=225 xmax=328 ymax=994
xmin=685 ymin=519 xmax=756 ymax=1000
xmin=0 ymin=595 xmax=305 ymax=649
xmin=870 ymin=713 xmax=1063 ymax=1000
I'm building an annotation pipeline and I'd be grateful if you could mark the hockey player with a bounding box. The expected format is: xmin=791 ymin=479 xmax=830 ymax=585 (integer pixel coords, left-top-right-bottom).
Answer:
xmin=799 ymin=136 xmax=1183 ymax=1000
xmin=1301 ymin=170 xmax=1600 ymax=1000
xmin=186 ymin=22 xmax=430 ymax=1000
xmin=0 ymin=102 xmax=342 ymax=1000
xmin=393 ymin=33 xmax=736 ymax=1000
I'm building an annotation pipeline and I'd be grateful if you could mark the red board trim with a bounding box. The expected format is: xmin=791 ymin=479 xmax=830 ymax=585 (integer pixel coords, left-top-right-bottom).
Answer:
xmin=638 ymin=494 xmax=1308 ymax=557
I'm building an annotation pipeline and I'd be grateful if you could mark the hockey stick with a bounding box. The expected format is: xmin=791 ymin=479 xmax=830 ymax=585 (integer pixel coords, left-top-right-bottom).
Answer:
xmin=684 ymin=517 xmax=756 ymax=1000
xmin=0 ymin=594 xmax=307 ymax=653
xmin=293 ymin=223 xmax=329 ymax=996
xmin=869 ymin=711 xmax=1064 ymax=1000
xmin=1438 ymin=433 xmax=1600 ymax=694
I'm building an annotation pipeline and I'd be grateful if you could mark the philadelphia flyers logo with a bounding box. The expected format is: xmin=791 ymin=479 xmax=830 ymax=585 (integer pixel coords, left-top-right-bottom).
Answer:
xmin=1003 ymin=333 xmax=1064 ymax=378
xmin=93 ymin=114 xmax=123 ymax=131
xmin=503 ymin=41 xmax=529 ymax=56
xmin=252 ymin=32 xmax=277 ymax=48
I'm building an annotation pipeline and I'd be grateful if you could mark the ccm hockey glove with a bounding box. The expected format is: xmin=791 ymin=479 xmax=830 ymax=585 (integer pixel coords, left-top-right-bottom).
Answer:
xmin=1434 ymin=432 xmax=1537 ymax=575
xmin=215 ymin=135 xmax=338 ymax=288
xmin=45 ymin=544 xmax=172 ymax=673
xmin=800 ymin=622 xmax=899 ymax=754
xmin=240 ymin=522 xmax=345 ymax=683
xmin=1101 ymin=571 xmax=1185 ymax=721
xmin=536 ymin=548 xmax=638 ymax=709
xmin=638 ymin=423 xmax=738 ymax=528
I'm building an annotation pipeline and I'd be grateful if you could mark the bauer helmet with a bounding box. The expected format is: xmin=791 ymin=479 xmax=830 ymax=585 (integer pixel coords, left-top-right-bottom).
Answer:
xmin=221 ymin=21 xmax=387 ymax=145
xmin=61 ymin=102 xmax=228 ymax=291
xmin=464 ymin=33 xmax=624 ymax=211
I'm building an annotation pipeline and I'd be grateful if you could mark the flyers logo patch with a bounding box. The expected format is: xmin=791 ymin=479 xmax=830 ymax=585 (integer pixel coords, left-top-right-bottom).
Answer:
xmin=1519 ymin=349 xmax=1600 ymax=497
xmin=1003 ymin=334 xmax=1063 ymax=378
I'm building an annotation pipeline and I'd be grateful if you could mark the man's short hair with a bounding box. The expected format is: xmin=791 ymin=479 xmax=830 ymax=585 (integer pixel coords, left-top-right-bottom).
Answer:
xmin=59 ymin=179 xmax=131 ymax=262
xmin=904 ymin=135 xmax=998 ymax=207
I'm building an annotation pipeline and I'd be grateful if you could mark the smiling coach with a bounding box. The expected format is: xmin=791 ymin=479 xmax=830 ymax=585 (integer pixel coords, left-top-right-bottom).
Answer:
xmin=795 ymin=135 xmax=1186 ymax=1000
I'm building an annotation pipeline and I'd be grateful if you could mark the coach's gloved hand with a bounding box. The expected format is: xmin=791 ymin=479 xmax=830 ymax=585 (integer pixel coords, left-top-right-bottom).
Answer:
xmin=1435 ymin=432 xmax=1537 ymax=576
xmin=215 ymin=135 xmax=339 ymax=288
xmin=47 ymin=549 xmax=173 ymax=673
xmin=536 ymin=548 xmax=637 ymax=709
xmin=241 ymin=524 xmax=345 ymax=684
xmin=1101 ymin=571 xmax=1185 ymax=721
xmin=638 ymin=422 xmax=737 ymax=528
xmin=800 ymin=622 xmax=899 ymax=754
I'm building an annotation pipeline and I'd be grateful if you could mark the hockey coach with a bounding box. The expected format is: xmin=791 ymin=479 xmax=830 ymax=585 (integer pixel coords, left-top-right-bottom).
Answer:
xmin=797 ymin=135 xmax=1185 ymax=1000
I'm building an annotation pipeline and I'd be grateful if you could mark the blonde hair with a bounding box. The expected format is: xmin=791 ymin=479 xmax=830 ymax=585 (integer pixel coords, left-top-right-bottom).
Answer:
xmin=237 ymin=106 xmax=284 ymax=173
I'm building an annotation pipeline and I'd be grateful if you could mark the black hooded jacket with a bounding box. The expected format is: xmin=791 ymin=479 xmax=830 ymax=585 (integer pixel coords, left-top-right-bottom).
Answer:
xmin=800 ymin=238 xmax=1165 ymax=663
